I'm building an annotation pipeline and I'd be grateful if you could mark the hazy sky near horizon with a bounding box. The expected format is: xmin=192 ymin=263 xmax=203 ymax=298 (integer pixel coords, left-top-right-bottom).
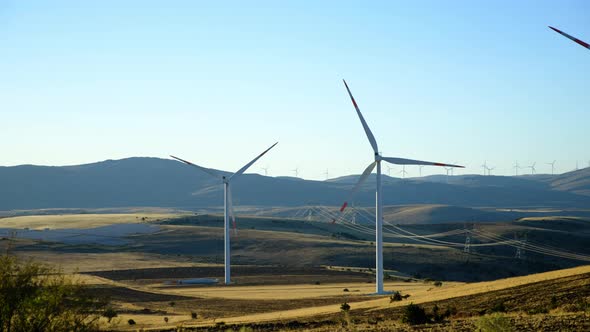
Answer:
xmin=1 ymin=0 xmax=589 ymax=179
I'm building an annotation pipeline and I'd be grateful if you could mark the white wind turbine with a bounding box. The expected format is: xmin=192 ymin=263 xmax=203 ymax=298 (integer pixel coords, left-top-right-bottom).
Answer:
xmin=513 ymin=161 xmax=520 ymax=176
xmin=386 ymin=165 xmax=394 ymax=176
xmin=528 ymin=162 xmax=536 ymax=175
xmin=260 ymin=166 xmax=269 ymax=176
xmin=398 ymin=165 xmax=408 ymax=178
xmin=546 ymin=160 xmax=556 ymax=175
xmin=171 ymin=142 xmax=278 ymax=285
xmin=339 ymin=80 xmax=463 ymax=294
xmin=481 ymin=161 xmax=488 ymax=176
xmin=292 ymin=168 xmax=299 ymax=177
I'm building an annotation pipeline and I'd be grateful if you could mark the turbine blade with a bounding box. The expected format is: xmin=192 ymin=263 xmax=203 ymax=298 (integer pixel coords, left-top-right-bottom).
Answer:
xmin=228 ymin=185 xmax=237 ymax=236
xmin=230 ymin=142 xmax=278 ymax=180
xmin=170 ymin=155 xmax=221 ymax=179
xmin=549 ymin=26 xmax=590 ymax=49
xmin=382 ymin=156 xmax=464 ymax=168
xmin=335 ymin=162 xmax=377 ymax=223
xmin=343 ymin=80 xmax=379 ymax=154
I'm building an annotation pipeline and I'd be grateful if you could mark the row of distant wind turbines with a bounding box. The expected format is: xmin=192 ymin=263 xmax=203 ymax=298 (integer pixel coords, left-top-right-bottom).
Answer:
xmin=170 ymin=80 xmax=462 ymax=294
xmin=263 ymin=159 xmax=588 ymax=178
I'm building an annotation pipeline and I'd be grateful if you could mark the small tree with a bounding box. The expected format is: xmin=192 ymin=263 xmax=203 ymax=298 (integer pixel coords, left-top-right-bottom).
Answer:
xmin=390 ymin=292 xmax=403 ymax=302
xmin=340 ymin=302 xmax=351 ymax=312
xmin=434 ymin=281 xmax=443 ymax=287
xmin=164 ymin=316 xmax=169 ymax=323
xmin=103 ymin=307 xmax=118 ymax=323
xmin=191 ymin=311 xmax=198 ymax=319
xmin=128 ymin=319 xmax=136 ymax=325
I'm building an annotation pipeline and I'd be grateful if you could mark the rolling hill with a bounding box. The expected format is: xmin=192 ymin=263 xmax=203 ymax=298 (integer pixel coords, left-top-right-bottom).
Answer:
xmin=1 ymin=157 xmax=590 ymax=210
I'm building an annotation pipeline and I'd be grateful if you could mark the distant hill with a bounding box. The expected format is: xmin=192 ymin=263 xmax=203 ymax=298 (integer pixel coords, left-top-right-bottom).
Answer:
xmin=546 ymin=167 xmax=590 ymax=196
xmin=1 ymin=157 xmax=590 ymax=210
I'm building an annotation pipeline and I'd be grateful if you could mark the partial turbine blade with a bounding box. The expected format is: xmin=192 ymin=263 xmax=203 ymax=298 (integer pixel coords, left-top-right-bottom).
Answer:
xmin=382 ymin=157 xmax=464 ymax=168
xmin=343 ymin=80 xmax=379 ymax=154
xmin=228 ymin=185 xmax=237 ymax=236
xmin=230 ymin=142 xmax=278 ymax=180
xmin=334 ymin=162 xmax=377 ymax=223
xmin=549 ymin=26 xmax=590 ymax=50
xmin=170 ymin=155 xmax=222 ymax=179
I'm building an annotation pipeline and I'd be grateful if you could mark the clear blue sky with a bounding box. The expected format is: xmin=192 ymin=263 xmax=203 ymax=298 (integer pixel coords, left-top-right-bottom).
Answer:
xmin=1 ymin=0 xmax=589 ymax=179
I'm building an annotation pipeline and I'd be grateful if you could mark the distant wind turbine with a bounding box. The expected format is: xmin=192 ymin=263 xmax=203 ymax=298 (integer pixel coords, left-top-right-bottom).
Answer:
xmin=324 ymin=169 xmax=329 ymax=180
xmin=338 ymin=80 xmax=463 ymax=294
xmin=260 ymin=166 xmax=269 ymax=176
xmin=487 ymin=166 xmax=495 ymax=176
xmin=549 ymin=26 xmax=590 ymax=50
xmin=513 ymin=161 xmax=520 ymax=176
xmin=419 ymin=165 xmax=425 ymax=177
xmin=386 ymin=165 xmax=394 ymax=176
xmin=398 ymin=165 xmax=408 ymax=178
xmin=482 ymin=161 xmax=488 ymax=176
xmin=527 ymin=162 xmax=537 ymax=175
xmin=170 ymin=142 xmax=278 ymax=285
xmin=546 ymin=160 xmax=556 ymax=175
xmin=292 ymin=168 xmax=299 ymax=177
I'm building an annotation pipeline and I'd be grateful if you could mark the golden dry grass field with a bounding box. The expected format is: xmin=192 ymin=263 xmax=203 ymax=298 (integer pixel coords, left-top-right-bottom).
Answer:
xmin=1 ymin=212 xmax=589 ymax=331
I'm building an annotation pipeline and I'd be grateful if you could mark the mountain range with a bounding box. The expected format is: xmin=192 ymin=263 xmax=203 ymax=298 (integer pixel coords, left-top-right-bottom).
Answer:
xmin=1 ymin=157 xmax=589 ymax=210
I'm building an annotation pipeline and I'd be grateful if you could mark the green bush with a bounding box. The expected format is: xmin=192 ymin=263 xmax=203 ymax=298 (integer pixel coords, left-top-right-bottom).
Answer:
xmin=340 ymin=302 xmax=351 ymax=312
xmin=401 ymin=303 xmax=429 ymax=325
xmin=0 ymin=254 xmax=106 ymax=332
xmin=191 ymin=311 xmax=197 ymax=319
xmin=474 ymin=313 xmax=513 ymax=332
xmin=127 ymin=319 xmax=136 ymax=325
xmin=433 ymin=281 xmax=443 ymax=287
xmin=489 ymin=301 xmax=507 ymax=313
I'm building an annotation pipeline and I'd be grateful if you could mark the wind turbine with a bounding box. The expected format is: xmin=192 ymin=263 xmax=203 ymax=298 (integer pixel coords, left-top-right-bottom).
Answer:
xmin=549 ymin=26 xmax=590 ymax=50
xmin=481 ymin=161 xmax=488 ymax=176
xmin=292 ymin=168 xmax=299 ymax=177
xmin=260 ymin=166 xmax=269 ymax=176
xmin=398 ymin=166 xmax=408 ymax=178
xmin=513 ymin=161 xmax=520 ymax=176
xmin=546 ymin=160 xmax=556 ymax=175
xmin=528 ymin=162 xmax=536 ymax=175
xmin=339 ymin=80 xmax=463 ymax=294
xmin=487 ymin=166 xmax=495 ymax=176
xmin=324 ymin=169 xmax=329 ymax=180
xmin=419 ymin=165 xmax=425 ymax=177
xmin=386 ymin=165 xmax=394 ymax=176
xmin=170 ymin=142 xmax=278 ymax=285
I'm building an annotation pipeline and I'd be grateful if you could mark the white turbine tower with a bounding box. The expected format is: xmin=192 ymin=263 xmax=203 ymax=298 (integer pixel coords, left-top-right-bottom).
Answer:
xmin=339 ymin=80 xmax=463 ymax=294
xmin=292 ymin=168 xmax=299 ymax=177
xmin=546 ymin=160 xmax=556 ymax=175
xmin=260 ymin=166 xmax=269 ymax=176
xmin=513 ymin=161 xmax=520 ymax=176
xmin=419 ymin=165 xmax=425 ymax=177
xmin=170 ymin=142 xmax=278 ymax=285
